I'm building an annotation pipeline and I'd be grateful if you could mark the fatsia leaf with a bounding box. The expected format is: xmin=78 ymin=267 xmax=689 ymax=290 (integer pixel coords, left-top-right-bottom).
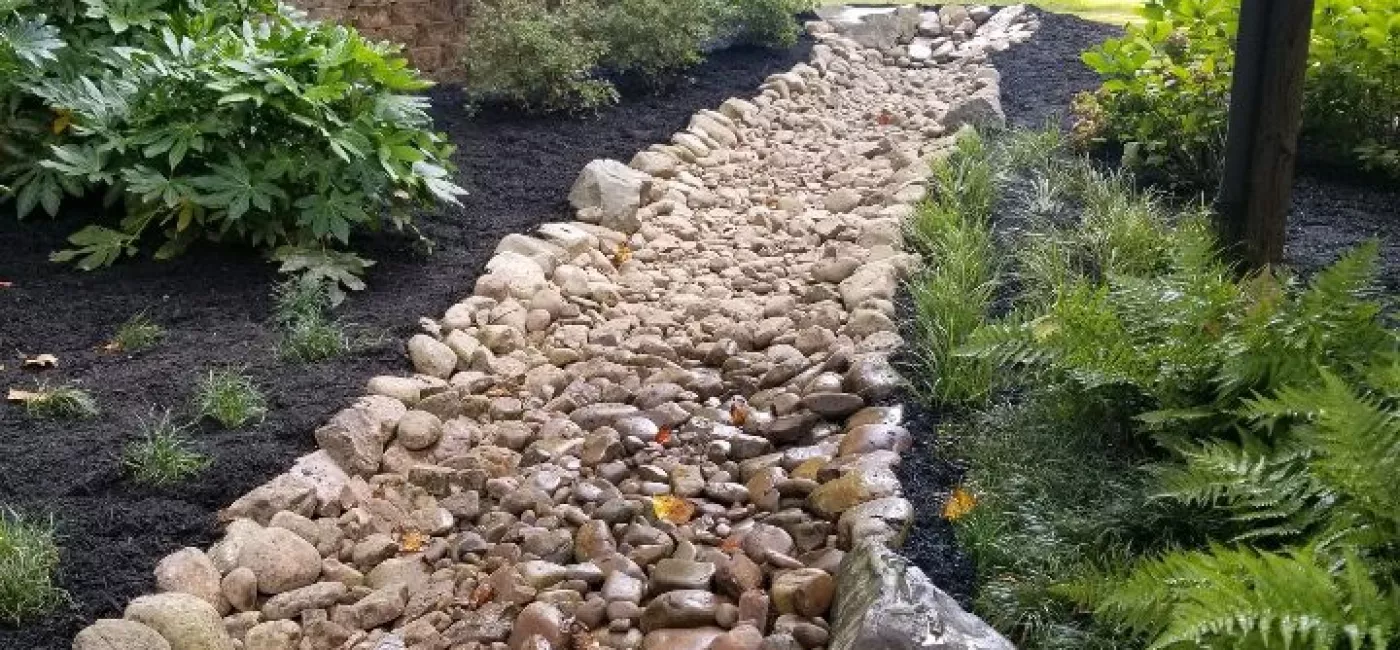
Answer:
xmin=0 ymin=14 xmax=65 ymax=66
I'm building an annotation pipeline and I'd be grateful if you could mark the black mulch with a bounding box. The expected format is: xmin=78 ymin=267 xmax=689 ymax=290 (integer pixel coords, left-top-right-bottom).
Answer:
xmin=0 ymin=41 xmax=811 ymax=649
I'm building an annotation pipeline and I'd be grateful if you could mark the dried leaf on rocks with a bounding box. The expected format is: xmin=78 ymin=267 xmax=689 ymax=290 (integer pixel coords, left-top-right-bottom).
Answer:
xmin=612 ymin=242 xmax=632 ymax=266
xmin=6 ymin=388 xmax=45 ymax=403
xmin=398 ymin=530 xmax=428 ymax=553
xmin=21 ymin=353 xmax=58 ymax=370
xmin=877 ymin=110 xmax=894 ymax=126
xmin=652 ymin=495 xmax=695 ymax=524
xmin=654 ymin=426 xmax=672 ymax=445
xmin=720 ymin=535 xmax=743 ymax=554
xmin=570 ymin=619 xmax=600 ymax=650
xmin=730 ymin=403 xmax=748 ymax=427
xmin=942 ymin=486 xmax=978 ymax=521
xmin=466 ymin=582 xmax=493 ymax=609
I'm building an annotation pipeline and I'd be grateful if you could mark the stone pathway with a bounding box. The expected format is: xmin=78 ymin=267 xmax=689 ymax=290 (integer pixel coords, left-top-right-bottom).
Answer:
xmin=72 ymin=7 xmax=1036 ymax=650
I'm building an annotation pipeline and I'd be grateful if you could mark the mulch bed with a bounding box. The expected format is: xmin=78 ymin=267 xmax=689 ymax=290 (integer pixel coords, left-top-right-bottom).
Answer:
xmin=0 ymin=41 xmax=811 ymax=648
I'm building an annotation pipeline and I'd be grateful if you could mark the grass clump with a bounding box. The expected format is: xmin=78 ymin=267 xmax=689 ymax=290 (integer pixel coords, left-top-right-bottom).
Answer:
xmin=0 ymin=510 xmax=65 ymax=625
xmin=110 ymin=311 xmax=166 ymax=352
xmin=121 ymin=411 xmax=210 ymax=486
xmin=906 ymin=129 xmax=1000 ymax=406
xmin=23 ymin=385 xmax=100 ymax=420
xmin=193 ymin=369 xmax=267 ymax=429
xmin=273 ymin=279 xmax=349 ymax=362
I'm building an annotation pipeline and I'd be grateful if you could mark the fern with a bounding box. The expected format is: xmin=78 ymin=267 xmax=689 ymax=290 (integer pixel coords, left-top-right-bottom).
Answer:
xmin=1153 ymin=437 xmax=1329 ymax=543
xmin=1071 ymin=545 xmax=1399 ymax=649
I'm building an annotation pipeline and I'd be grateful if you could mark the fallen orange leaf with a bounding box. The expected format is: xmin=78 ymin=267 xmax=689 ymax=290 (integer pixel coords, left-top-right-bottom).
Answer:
xmin=730 ymin=403 xmax=748 ymax=427
xmin=720 ymin=535 xmax=742 ymax=553
xmin=466 ymin=582 xmax=493 ymax=609
xmin=52 ymin=109 xmax=72 ymax=135
xmin=941 ymin=486 xmax=978 ymax=521
xmin=654 ymin=426 xmax=672 ymax=445
xmin=101 ymin=341 xmax=123 ymax=353
xmin=398 ymin=530 xmax=428 ymax=553
xmin=612 ymin=242 xmax=632 ymax=266
xmin=652 ymin=495 xmax=695 ymax=525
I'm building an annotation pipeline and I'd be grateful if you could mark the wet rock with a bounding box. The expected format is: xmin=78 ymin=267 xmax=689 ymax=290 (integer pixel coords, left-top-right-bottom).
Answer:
xmin=837 ymin=497 xmax=914 ymax=548
xmin=641 ymin=627 xmax=726 ymax=650
xmin=807 ymin=466 xmax=901 ymax=520
xmin=651 ymin=558 xmax=716 ymax=593
xmin=261 ymin=581 xmax=346 ymax=620
xmin=770 ymin=568 xmax=835 ymax=617
xmin=641 ymin=590 xmax=720 ymax=631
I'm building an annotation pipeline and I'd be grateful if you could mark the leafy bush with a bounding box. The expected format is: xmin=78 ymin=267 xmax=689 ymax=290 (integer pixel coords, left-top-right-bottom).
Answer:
xmin=0 ymin=0 xmax=464 ymax=294
xmin=723 ymin=0 xmax=808 ymax=48
xmin=1075 ymin=0 xmax=1400 ymax=188
xmin=459 ymin=0 xmax=616 ymax=112
xmin=585 ymin=0 xmax=717 ymax=80
xmin=459 ymin=0 xmax=805 ymax=113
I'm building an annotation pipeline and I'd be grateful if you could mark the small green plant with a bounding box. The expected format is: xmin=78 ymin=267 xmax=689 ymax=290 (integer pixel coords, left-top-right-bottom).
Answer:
xmin=272 ymin=279 xmax=349 ymax=362
xmin=23 ymin=384 xmax=99 ymax=420
xmin=906 ymin=129 xmax=1000 ymax=405
xmin=109 ymin=310 xmax=165 ymax=352
xmin=279 ymin=317 xmax=350 ymax=362
xmin=0 ymin=510 xmax=65 ymax=625
xmin=193 ymin=369 xmax=267 ymax=428
xmin=459 ymin=0 xmax=617 ymax=112
xmin=122 ymin=411 xmax=210 ymax=486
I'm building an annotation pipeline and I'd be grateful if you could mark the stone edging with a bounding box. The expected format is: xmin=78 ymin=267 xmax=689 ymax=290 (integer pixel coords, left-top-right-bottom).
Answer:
xmin=73 ymin=6 xmax=1036 ymax=650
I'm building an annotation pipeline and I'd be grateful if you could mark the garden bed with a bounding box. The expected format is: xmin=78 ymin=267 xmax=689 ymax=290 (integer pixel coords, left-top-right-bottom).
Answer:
xmin=990 ymin=8 xmax=1400 ymax=286
xmin=0 ymin=40 xmax=811 ymax=648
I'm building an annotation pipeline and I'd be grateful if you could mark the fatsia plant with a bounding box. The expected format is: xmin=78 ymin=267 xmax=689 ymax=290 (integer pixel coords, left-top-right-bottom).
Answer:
xmin=0 ymin=0 xmax=464 ymax=298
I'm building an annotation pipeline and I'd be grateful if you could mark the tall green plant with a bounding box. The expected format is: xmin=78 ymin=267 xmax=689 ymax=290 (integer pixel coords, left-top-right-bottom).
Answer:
xmin=0 ymin=0 xmax=464 ymax=295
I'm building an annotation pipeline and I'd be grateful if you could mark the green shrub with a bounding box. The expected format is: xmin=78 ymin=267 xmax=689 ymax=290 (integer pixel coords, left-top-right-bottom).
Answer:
xmin=1075 ymin=0 xmax=1400 ymax=188
xmin=193 ymin=368 xmax=266 ymax=428
xmin=122 ymin=410 xmax=209 ymax=486
xmin=0 ymin=510 xmax=65 ymax=625
xmin=459 ymin=0 xmax=616 ymax=112
xmin=586 ymin=0 xmax=717 ymax=79
xmin=723 ymin=0 xmax=807 ymax=48
xmin=0 ymin=0 xmax=464 ymax=296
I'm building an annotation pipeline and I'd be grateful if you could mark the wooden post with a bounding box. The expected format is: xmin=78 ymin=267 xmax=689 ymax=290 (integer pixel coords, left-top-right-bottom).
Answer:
xmin=1216 ymin=0 xmax=1315 ymax=270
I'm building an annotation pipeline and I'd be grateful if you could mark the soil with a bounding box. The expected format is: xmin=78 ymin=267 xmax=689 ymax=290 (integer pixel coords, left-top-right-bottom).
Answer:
xmin=0 ymin=41 xmax=811 ymax=648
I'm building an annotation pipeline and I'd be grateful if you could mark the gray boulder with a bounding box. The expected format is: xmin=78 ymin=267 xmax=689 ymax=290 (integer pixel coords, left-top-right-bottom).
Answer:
xmin=829 ymin=541 xmax=1013 ymax=650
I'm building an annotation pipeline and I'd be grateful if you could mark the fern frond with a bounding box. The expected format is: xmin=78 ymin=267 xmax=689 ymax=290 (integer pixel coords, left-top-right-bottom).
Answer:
xmin=1085 ymin=545 xmax=1398 ymax=649
xmin=1153 ymin=437 xmax=1328 ymax=543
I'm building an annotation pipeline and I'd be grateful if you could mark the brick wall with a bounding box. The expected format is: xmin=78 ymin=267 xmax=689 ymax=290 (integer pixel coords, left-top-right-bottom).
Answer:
xmin=294 ymin=0 xmax=469 ymax=79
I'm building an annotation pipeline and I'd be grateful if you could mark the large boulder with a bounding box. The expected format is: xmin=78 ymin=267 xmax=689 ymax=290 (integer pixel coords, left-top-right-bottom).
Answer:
xmin=124 ymin=593 xmax=235 ymax=650
xmin=74 ymin=619 xmax=172 ymax=650
xmin=829 ymin=541 xmax=1013 ymax=650
xmin=569 ymin=159 xmax=650 ymax=233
